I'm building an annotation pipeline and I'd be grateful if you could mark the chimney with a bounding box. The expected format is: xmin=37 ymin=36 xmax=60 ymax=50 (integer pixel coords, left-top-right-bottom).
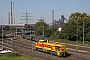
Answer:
xmin=11 ymin=1 xmax=13 ymax=24
xmin=52 ymin=10 xmax=54 ymax=26
xmin=8 ymin=12 xmax=11 ymax=24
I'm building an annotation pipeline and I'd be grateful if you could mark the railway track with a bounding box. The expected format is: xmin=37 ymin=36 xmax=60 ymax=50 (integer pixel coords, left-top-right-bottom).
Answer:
xmin=0 ymin=38 xmax=90 ymax=60
xmin=50 ymin=41 xmax=90 ymax=54
xmin=0 ymin=39 xmax=63 ymax=60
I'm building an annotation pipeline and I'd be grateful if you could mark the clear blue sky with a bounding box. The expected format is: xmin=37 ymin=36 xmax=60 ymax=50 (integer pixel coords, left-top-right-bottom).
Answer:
xmin=0 ymin=0 xmax=90 ymax=25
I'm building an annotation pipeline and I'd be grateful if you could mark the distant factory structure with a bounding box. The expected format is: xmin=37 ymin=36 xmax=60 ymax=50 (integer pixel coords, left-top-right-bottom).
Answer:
xmin=52 ymin=10 xmax=54 ymax=27
xmin=8 ymin=1 xmax=15 ymax=24
xmin=52 ymin=10 xmax=68 ymax=28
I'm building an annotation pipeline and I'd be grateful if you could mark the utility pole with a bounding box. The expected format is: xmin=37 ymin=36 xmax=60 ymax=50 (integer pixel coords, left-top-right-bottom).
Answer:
xmin=20 ymin=10 xmax=33 ymax=32
xmin=43 ymin=18 xmax=44 ymax=38
xmin=39 ymin=17 xmax=44 ymax=38
xmin=20 ymin=10 xmax=34 ymax=51
xmin=2 ymin=18 xmax=4 ymax=48
xmin=19 ymin=10 xmax=33 ymax=24
xmin=76 ymin=16 xmax=79 ymax=50
xmin=83 ymin=19 xmax=85 ymax=44
xmin=52 ymin=10 xmax=54 ymax=27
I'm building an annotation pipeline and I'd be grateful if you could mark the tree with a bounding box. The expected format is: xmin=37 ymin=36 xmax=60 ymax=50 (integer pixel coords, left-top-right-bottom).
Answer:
xmin=24 ymin=24 xmax=34 ymax=32
xmin=49 ymin=26 xmax=62 ymax=39
xmin=35 ymin=19 xmax=58 ymax=38
xmin=35 ymin=19 xmax=49 ymax=37
xmin=85 ymin=32 xmax=90 ymax=42
xmin=61 ymin=12 xmax=90 ymax=41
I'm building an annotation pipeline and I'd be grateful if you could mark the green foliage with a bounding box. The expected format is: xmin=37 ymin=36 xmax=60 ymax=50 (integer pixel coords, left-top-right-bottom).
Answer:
xmin=45 ymin=26 xmax=57 ymax=37
xmin=44 ymin=26 xmax=50 ymax=37
xmin=48 ymin=38 xmax=90 ymax=45
xmin=49 ymin=27 xmax=61 ymax=39
xmin=0 ymin=52 xmax=22 ymax=58
xmin=24 ymin=24 xmax=34 ymax=31
xmin=85 ymin=32 xmax=90 ymax=41
xmin=0 ymin=53 xmax=40 ymax=60
xmin=49 ymin=27 xmax=57 ymax=34
xmin=61 ymin=12 xmax=90 ymax=42
xmin=35 ymin=21 xmax=49 ymax=37
xmin=35 ymin=12 xmax=90 ymax=44
xmin=8 ymin=52 xmax=22 ymax=57
xmin=35 ymin=21 xmax=58 ymax=37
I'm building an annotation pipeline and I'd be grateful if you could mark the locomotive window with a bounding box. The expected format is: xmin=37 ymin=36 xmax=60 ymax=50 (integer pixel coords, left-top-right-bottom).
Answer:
xmin=55 ymin=46 xmax=60 ymax=51
xmin=43 ymin=40 xmax=47 ymax=43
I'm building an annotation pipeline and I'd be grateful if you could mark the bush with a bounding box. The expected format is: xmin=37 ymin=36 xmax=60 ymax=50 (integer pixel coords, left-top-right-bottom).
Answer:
xmin=85 ymin=32 xmax=90 ymax=42
xmin=6 ymin=52 xmax=22 ymax=57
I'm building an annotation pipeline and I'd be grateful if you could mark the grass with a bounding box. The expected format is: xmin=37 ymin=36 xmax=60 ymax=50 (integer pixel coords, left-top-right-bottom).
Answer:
xmin=0 ymin=52 xmax=40 ymax=60
xmin=48 ymin=38 xmax=90 ymax=45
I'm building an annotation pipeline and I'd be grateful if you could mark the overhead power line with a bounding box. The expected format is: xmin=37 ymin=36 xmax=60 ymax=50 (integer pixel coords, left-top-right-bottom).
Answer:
xmin=19 ymin=10 xmax=33 ymax=24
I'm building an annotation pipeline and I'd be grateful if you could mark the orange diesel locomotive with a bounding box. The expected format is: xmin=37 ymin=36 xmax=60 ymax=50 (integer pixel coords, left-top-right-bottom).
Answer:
xmin=34 ymin=40 xmax=68 ymax=57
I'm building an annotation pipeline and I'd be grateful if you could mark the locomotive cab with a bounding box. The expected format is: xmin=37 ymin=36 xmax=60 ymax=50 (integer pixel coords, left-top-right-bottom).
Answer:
xmin=35 ymin=40 xmax=49 ymax=51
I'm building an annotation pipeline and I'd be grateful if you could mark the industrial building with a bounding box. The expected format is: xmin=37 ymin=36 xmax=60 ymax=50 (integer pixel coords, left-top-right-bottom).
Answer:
xmin=52 ymin=10 xmax=68 ymax=28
